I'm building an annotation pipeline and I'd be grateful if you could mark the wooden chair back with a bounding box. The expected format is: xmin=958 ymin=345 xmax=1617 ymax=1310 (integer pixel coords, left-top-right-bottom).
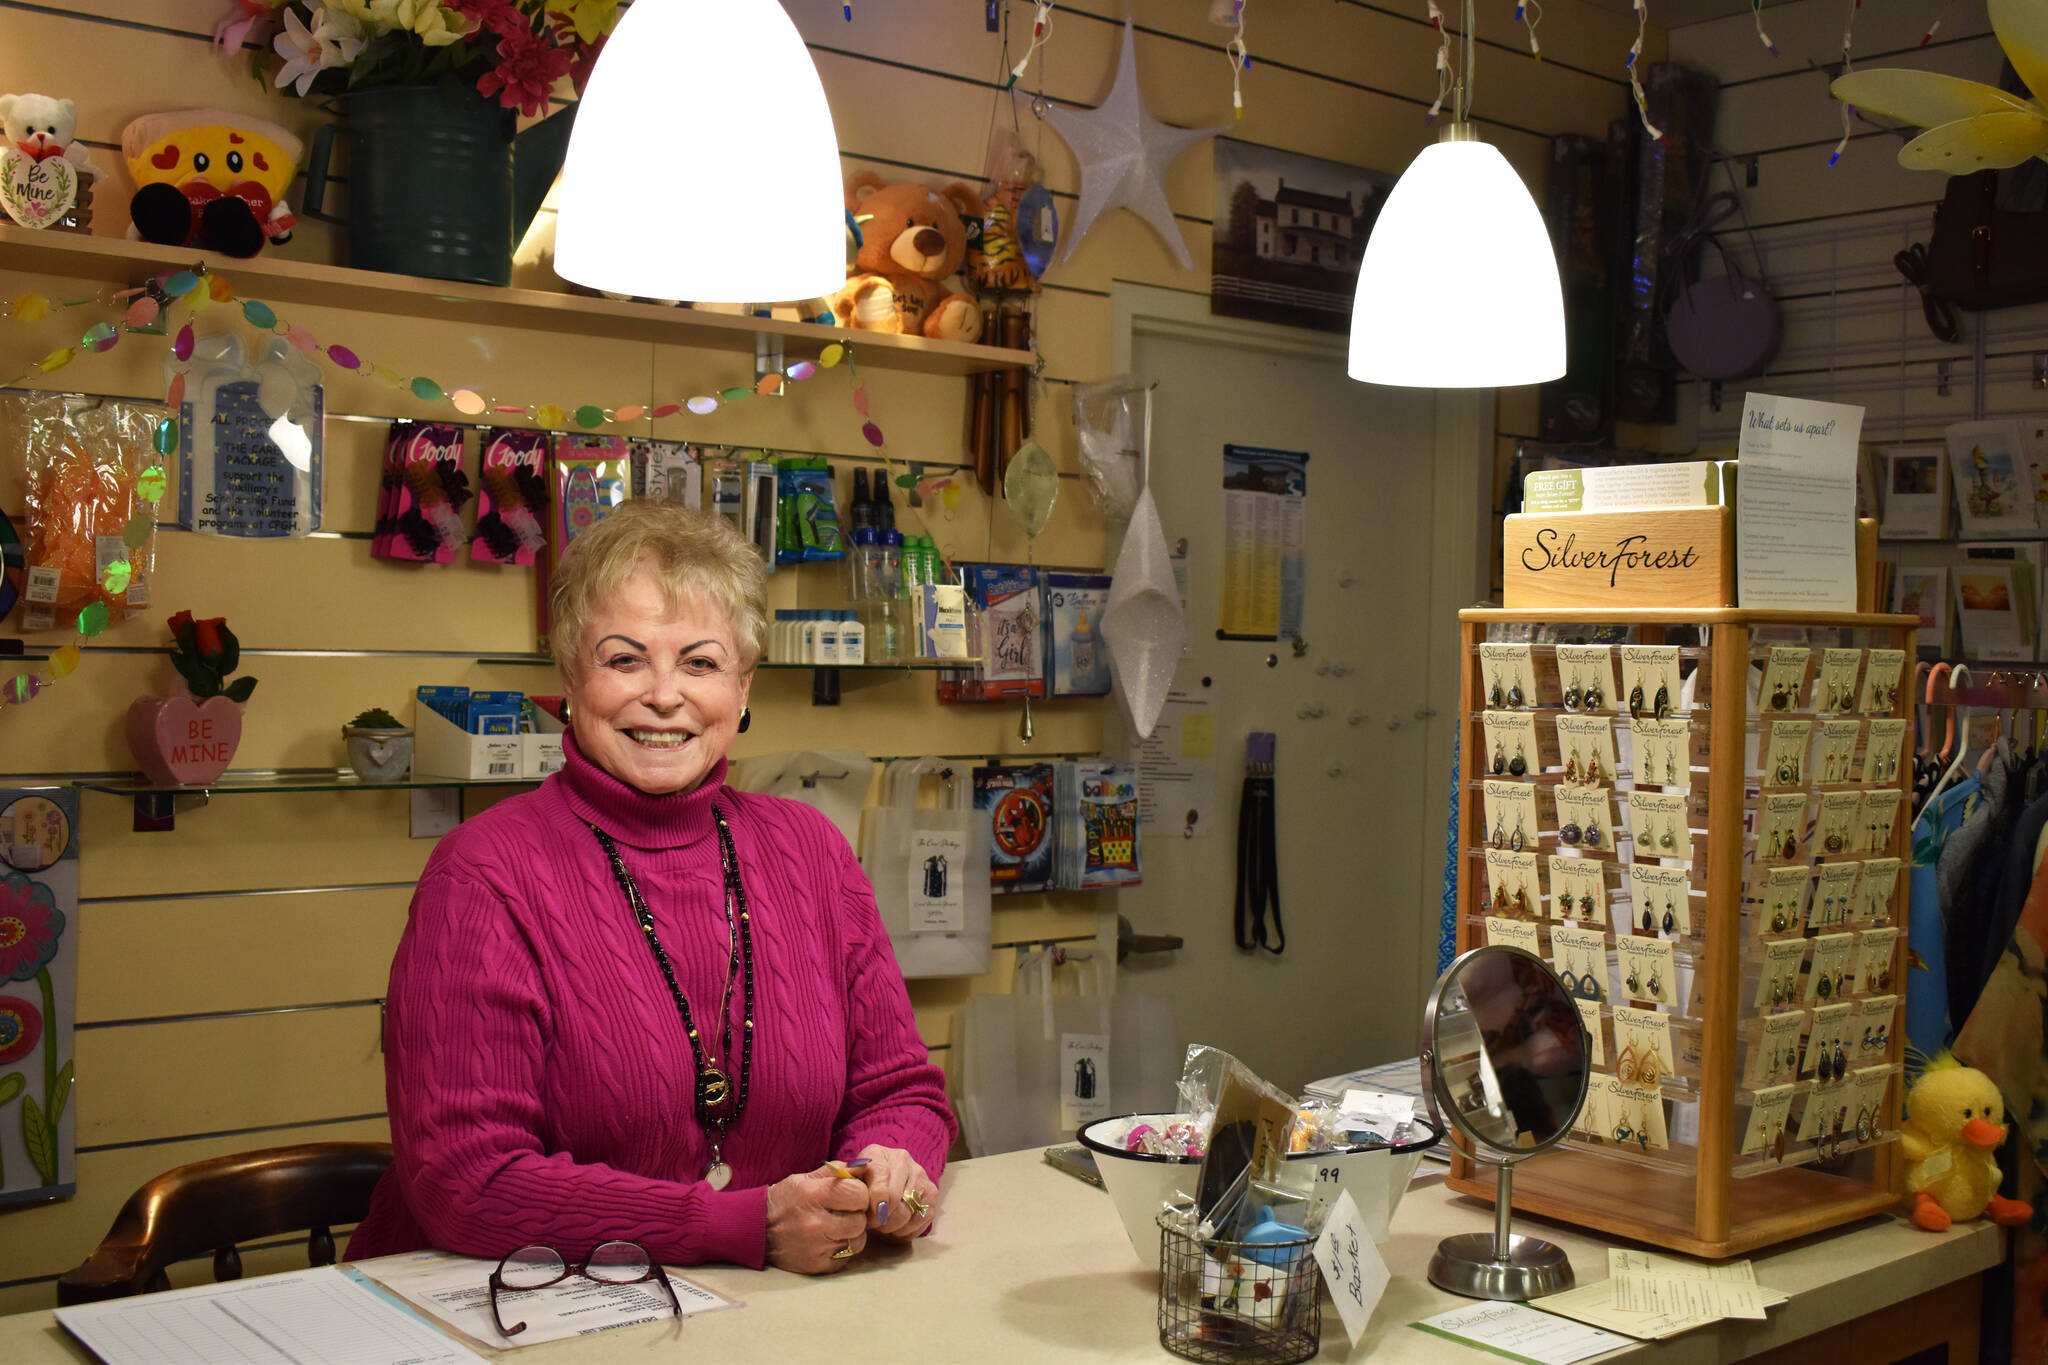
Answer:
xmin=57 ymin=1141 xmax=392 ymax=1305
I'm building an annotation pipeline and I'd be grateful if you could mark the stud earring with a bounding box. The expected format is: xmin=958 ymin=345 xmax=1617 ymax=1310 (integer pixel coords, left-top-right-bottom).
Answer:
xmin=1492 ymin=737 xmax=1507 ymax=775
xmin=737 ymin=707 xmax=751 ymax=734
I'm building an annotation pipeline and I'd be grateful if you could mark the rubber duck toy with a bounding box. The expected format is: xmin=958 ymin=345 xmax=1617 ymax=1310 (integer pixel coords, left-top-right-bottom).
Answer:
xmin=1901 ymin=1053 xmax=2033 ymax=1232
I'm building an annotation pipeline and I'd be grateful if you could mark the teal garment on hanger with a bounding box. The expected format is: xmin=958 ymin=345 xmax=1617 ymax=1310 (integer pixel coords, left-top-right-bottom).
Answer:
xmin=1440 ymin=730 xmax=1459 ymax=975
xmin=1908 ymin=773 xmax=1977 ymax=1062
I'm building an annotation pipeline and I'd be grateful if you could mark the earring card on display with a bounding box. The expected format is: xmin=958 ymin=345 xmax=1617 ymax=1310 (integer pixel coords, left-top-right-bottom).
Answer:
xmin=1756 ymin=646 xmax=1811 ymax=712
xmin=1555 ymin=643 xmax=1618 ymax=714
xmin=1854 ymin=995 xmax=1899 ymax=1046
xmin=1548 ymin=856 xmax=1607 ymax=924
xmin=1626 ymin=790 xmax=1692 ymax=864
xmin=1760 ymin=719 xmax=1815 ymax=788
xmin=1805 ymin=933 xmax=1857 ymax=1004
xmin=1756 ymin=791 xmax=1811 ymax=863
xmin=1578 ymin=1001 xmax=1607 ymax=1068
xmin=1848 ymin=1067 xmax=1892 ymax=1137
xmin=1482 ymin=779 xmax=1541 ymax=851
xmin=1602 ymin=1076 xmax=1669 ymax=1150
xmin=1755 ymin=937 xmax=1811 ymax=1008
xmin=1617 ymin=936 xmax=1677 ymax=1006
xmin=1553 ymin=787 xmax=1612 ymax=853
xmin=1814 ymin=791 xmax=1866 ymax=859
xmin=1810 ymin=861 xmax=1862 ymax=931
xmin=1628 ymin=718 xmax=1693 ymax=791
xmin=1861 ymin=720 xmax=1909 ymax=782
xmin=1628 ymin=863 xmax=1694 ymax=936
xmin=1855 ymin=930 xmax=1901 ymax=991
xmin=1753 ymin=864 xmax=1813 ymax=941
xmin=1484 ymin=848 xmax=1545 ymax=919
xmin=1742 ymin=1085 xmax=1796 ymax=1159
xmin=1612 ymin=1006 xmax=1675 ymax=1077
xmin=1862 ymin=789 xmax=1903 ymax=853
xmin=1804 ymin=1003 xmax=1855 ymax=1078
xmin=1746 ymin=1010 xmax=1807 ymax=1088
xmin=1485 ymin=916 xmax=1543 ymax=955
xmin=1858 ymin=649 xmax=1906 ymax=713
xmin=1483 ymin=711 xmax=1543 ymax=777
xmin=1577 ymin=1083 xmax=1610 ymax=1141
xmin=1554 ymin=714 xmax=1618 ymax=784
xmin=1814 ymin=649 xmax=1864 ymax=710
xmin=1859 ymin=858 xmax=1901 ymax=923
xmin=1618 ymin=645 xmax=1682 ymax=717
xmin=1479 ymin=642 xmax=1539 ymax=709
xmin=1796 ymin=1079 xmax=1853 ymax=1143
xmin=1552 ymin=923 xmax=1609 ymax=998
xmin=1815 ymin=720 xmax=1863 ymax=785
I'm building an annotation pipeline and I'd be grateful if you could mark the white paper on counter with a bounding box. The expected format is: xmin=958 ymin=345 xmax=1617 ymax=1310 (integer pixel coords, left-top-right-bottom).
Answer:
xmin=1736 ymin=393 xmax=1864 ymax=611
xmin=1410 ymin=1301 xmax=1628 ymax=1364
xmin=1314 ymin=1189 xmax=1392 ymax=1345
xmin=357 ymin=1249 xmax=736 ymax=1350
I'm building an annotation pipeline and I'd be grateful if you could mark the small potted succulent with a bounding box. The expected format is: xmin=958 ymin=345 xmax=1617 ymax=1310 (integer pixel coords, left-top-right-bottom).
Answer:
xmin=342 ymin=706 xmax=413 ymax=782
xmin=125 ymin=612 xmax=258 ymax=786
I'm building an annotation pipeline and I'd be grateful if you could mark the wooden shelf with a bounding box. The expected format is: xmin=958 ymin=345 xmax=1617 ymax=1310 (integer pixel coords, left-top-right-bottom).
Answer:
xmin=1460 ymin=608 xmax=1919 ymax=628
xmin=0 ymin=224 xmax=1031 ymax=378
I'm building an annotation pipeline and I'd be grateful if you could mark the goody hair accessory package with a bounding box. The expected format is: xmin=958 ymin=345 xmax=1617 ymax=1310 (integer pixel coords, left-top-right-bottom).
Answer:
xmin=373 ymin=422 xmax=468 ymax=563
xmin=774 ymin=457 xmax=845 ymax=565
xmin=471 ymin=428 xmax=548 ymax=566
xmin=860 ymin=757 xmax=992 ymax=979
xmin=538 ymin=435 xmax=629 ymax=652
xmin=8 ymin=392 xmax=161 ymax=632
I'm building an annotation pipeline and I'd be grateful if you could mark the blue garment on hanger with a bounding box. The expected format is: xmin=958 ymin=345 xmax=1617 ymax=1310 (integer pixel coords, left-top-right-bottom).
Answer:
xmin=1440 ymin=730 xmax=1459 ymax=975
xmin=1907 ymin=774 xmax=1977 ymax=1061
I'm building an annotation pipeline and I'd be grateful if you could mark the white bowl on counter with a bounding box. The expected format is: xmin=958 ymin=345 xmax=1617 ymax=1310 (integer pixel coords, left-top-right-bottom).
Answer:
xmin=1075 ymin=1112 xmax=1442 ymax=1264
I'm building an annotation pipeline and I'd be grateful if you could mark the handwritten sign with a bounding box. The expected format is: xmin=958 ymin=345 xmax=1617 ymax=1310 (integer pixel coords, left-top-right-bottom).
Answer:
xmin=178 ymin=363 xmax=323 ymax=538
xmin=1314 ymin=1189 xmax=1390 ymax=1345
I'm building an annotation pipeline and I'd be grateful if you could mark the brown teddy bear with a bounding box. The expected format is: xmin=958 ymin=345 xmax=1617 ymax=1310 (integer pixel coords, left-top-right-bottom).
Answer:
xmin=832 ymin=172 xmax=982 ymax=343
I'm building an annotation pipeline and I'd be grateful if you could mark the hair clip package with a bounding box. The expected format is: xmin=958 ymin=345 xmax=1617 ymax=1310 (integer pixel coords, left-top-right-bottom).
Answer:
xmin=374 ymin=422 xmax=469 ymax=564
xmin=538 ymin=437 xmax=629 ymax=652
xmin=471 ymin=428 xmax=549 ymax=566
xmin=774 ymin=457 xmax=844 ymax=565
xmin=631 ymin=440 xmax=702 ymax=508
xmin=10 ymin=393 xmax=162 ymax=632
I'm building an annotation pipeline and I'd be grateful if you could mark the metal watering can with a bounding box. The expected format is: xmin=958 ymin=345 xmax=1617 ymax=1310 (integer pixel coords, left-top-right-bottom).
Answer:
xmin=302 ymin=83 xmax=574 ymax=288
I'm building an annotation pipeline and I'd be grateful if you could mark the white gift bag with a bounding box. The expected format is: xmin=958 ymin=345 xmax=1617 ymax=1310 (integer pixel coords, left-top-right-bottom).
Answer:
xmin=860 ymin=757 xmax=992 ymax=979
xmin=727 ymin=749 xmax=874 ymax=849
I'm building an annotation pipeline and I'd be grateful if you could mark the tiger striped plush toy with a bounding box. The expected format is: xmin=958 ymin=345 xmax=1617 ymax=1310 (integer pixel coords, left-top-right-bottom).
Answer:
xmin=969 ymin=183 xmax=1040 ymax=294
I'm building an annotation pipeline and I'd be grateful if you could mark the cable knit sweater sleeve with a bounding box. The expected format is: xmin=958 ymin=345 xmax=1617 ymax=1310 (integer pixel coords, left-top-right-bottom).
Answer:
xmin=814 ymin=814 xmax=959 ymax=1175
xmin=382 ymin=863 xmax=768 ymax=1268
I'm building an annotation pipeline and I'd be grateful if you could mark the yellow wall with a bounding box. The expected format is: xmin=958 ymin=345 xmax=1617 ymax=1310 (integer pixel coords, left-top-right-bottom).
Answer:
xmin=0 ymin=0 xmax=1643 ymax=1309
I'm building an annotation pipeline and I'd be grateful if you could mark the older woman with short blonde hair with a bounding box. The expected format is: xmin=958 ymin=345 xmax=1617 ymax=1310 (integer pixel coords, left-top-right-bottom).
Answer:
xmin=350 ymin=501 xmax=955 ymax=1281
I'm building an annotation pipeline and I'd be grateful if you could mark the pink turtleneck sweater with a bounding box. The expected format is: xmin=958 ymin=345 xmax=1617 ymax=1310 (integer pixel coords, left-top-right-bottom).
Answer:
xmin=347 ymin=735 xmax=956 ymax=1268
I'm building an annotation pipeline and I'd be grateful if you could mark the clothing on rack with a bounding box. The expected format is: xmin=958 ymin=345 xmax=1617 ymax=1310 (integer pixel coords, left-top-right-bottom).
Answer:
xmin=1906 ymin=773 xmax=1974 ymax=1060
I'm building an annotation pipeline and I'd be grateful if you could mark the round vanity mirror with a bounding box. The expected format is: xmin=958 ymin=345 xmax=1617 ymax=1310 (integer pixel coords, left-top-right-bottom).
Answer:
xmin=1419 ymin=944 xmax=1591 ymax=1301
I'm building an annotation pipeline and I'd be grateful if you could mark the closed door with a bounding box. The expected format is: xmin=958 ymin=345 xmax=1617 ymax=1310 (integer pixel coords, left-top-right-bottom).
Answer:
xmin=1112 ymin=293 xmax=1479 ymax=1092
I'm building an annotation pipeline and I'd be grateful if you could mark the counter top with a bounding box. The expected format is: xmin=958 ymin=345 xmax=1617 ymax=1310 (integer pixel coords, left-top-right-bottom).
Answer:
xmin=0 ymin=1147 xmax=2000 ymax=1364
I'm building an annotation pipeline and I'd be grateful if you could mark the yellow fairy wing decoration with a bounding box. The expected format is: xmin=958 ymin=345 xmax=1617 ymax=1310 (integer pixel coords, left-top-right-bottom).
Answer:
xmin=1990 ymin=0 xmax=2048 ymax=108
xmin=1831 ymin=69 xmax=2033 ymax=128
xmin=1899 ymin=110 xmax=2048 ymax=172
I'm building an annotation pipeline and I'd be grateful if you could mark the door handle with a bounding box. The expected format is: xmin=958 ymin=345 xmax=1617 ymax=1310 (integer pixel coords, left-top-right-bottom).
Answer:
xmin=1117 ymin=915 xmax=1184 ymax=963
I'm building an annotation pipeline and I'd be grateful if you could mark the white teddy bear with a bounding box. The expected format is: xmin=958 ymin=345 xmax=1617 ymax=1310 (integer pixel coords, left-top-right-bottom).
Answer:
xmin=0 ymin=92 xmax=100 ymax=178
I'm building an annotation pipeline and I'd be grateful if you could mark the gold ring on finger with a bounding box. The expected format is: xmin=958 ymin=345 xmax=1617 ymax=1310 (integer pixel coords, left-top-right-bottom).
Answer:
xmin=902 ymin=1189 xmax=930 ymax=1218
xmin=831 ymin=1242 xmax=857 ymax=1260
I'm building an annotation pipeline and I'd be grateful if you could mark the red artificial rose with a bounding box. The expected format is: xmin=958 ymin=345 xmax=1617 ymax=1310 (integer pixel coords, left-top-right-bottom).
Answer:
xmin=192 ymin=617 xmax=228 ymax=664
xmin=166 ymin=609 xmax=195 ymax=649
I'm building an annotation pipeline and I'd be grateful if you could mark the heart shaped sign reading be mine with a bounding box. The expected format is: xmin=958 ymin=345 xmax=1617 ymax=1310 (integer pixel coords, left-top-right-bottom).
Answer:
xmin=0 ymin=149 xmax=77 ymax=229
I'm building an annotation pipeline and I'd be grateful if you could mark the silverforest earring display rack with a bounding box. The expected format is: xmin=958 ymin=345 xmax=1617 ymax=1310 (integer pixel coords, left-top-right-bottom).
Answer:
xmin=1454 ymin=607 xmax=1918 ymax=1260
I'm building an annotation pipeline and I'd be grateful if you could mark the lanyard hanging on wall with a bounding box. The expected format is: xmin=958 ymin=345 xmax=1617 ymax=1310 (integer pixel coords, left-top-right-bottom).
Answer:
xmin=1234 ymin=731 xmax=1283 ymax=954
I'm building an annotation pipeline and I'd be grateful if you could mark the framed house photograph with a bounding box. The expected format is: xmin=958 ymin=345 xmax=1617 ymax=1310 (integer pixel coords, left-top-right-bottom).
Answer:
xmin=1211 ymin=138 xmax=1393 ymax=333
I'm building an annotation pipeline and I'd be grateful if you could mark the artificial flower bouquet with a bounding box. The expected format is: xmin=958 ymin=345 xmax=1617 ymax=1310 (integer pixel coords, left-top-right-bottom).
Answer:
xmin=218 ymin=0 xmax=619 ymax=117
xmin=165 ymin=610 xmax=259 ymax=703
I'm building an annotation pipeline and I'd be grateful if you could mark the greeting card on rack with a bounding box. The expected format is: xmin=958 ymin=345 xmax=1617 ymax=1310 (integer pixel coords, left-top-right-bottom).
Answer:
xmin=1877 ymin=446 xmax=1949 ymax=539
xmin=1555 ymin=715 xmax=1617 ymax=787
xmin=1618 ymin=645 xmax=1682 ymax=718
xmin=1479 ymin=643 xmax=1538 ymax=710
xmin=1948 ymin=420 xmax=2036 ymax=537
xmin=1862 ymin=720 xmax=1908 ymax=783
xmin=1754 ymin=865 xmax=1812 ymax=940
xmin=1555 ymin=644 xmax=1617 ymax=714
xmin=1756 ymin=647 xmax=1810 ymax=713
xmin=1814 ymin=649 xmax=1864 ymax=712
xmin=1955 ymin=563 xmax=2033 ymax=662
xmin=1747 ymin=1010 xmax=1807 ymax=1087
xmin=1755 ymin=938 xmax=1809 ymax=1009
xmin=1891 ymin=565 xmax=1951 ymax=656
xmin=1628 ymin=863 xmax=1694 ymax=937
xmin=1858 ymin=650 xmax=1905 ymax=714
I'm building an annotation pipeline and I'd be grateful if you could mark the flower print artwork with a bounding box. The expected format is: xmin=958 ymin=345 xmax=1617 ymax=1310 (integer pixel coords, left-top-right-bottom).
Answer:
xmin=0 ymin=869 xmax=71 ymax=1191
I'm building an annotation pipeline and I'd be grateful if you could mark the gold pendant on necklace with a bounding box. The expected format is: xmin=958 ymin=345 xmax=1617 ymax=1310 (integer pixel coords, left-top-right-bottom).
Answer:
xmin=697 ymin=1065 xmax=731 ymax=1110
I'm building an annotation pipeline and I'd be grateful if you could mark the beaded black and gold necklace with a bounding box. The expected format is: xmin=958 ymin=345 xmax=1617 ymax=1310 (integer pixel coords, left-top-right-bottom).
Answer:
xmin=586 ymin=805 xmax=756 ymax=1190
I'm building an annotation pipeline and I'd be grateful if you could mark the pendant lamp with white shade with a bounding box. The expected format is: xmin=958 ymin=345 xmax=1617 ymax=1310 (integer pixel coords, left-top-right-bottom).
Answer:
xmin=1347 ymin=0 xmax=1565 ymax=388
xmin=554 ymin=0 xmax=846 ymax=304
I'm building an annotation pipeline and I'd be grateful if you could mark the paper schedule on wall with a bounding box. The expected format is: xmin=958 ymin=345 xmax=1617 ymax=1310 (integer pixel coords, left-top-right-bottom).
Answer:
xmin=1218 ymin=444 xmax=1308 ymax=641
